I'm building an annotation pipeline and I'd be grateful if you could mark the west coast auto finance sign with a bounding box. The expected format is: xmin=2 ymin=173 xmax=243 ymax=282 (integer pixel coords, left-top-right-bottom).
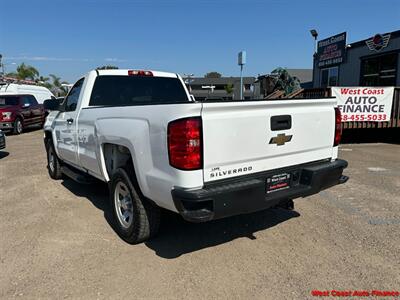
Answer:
xmin=332 ymin=87 xmax=394 ymax=122
xmin=317 ymin=32 xmax=347 ymax=67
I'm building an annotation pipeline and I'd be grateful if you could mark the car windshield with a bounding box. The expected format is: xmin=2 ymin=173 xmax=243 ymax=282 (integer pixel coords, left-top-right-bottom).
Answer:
xmin=0 ymin=96 xmax=19 ymax=106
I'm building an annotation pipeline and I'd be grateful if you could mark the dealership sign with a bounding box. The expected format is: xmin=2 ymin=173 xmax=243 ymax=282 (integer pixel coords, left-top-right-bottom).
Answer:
xmin=317 ymin=32 xmax=347 ymax=68
xmin=365 ymin=33 xmax=391 ymax=52
xmin=332 ymin=87 xmax=394 ymax=122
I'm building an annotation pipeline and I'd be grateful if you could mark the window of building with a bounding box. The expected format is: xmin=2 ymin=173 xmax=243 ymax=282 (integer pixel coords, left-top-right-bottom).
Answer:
xmin=361 ymin=53 xmax=397 ymax=86
xmin=320 ymin=66 xmax=339 ymax=87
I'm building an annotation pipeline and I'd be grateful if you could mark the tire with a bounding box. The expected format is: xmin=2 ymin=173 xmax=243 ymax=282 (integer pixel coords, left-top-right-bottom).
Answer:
xmin=13 ymin=118 xmax=23 ymax=135
xmin=110 ymin=165 xmax=160 ymax=244
xmin=46 ymin=139 xmax=63 ymax=180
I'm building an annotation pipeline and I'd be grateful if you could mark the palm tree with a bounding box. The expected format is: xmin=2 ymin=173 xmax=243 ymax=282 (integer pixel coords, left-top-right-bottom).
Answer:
xmin=37 ymin=75 xmax=52 ymax=90
xmin=8 ymin=63 xmax=39 ymax=80
xmin=49 ymin=74 xmax=69 ymax=96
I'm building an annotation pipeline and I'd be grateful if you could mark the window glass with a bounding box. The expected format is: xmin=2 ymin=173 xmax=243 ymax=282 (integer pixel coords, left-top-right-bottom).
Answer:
xmin=361 ymin=53 xmax=397 ymax=86
xmin=321 ymin=67 xmax=338 ymax=87
xmin=0 ymin=96 xmax=19 ymax=106
xmin=320 ymin=69 xmax=329 ymax=87
xmin=328 ymin=67 xmax=338 ymax=86
xmin=22 ymin=96 xmax=31 ymax=105
xmin=28 ymin=95 xmax=38 ymax=105
xmin=65 ymin=78 xmax=84 ymax=111
xmin=89 ymin=76 xmax=189 ymax=106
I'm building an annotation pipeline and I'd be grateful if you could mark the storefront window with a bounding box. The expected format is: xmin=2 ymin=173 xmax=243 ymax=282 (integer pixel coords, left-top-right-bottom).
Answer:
xmin=361 ymin=53 xmax=397 ymax=86
xmin=320 ymin=67 xmax=339 ymax=87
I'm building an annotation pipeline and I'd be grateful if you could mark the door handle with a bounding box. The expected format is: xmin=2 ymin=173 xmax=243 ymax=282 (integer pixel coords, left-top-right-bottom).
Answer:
xmin=67 ymin=118 xmax=74 ymax=125
xmin=271 ymin=115 xmax=292 ymax=131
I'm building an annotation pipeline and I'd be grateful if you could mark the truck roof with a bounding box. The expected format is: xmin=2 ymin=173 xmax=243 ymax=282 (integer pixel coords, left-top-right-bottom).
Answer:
xmin=94 ymin=69 xmax=179 ymax=78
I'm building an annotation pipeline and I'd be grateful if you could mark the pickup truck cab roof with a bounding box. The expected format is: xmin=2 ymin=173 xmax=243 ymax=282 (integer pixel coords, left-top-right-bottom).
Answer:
xmin=94 ymin=69 xmax=180 ymax=78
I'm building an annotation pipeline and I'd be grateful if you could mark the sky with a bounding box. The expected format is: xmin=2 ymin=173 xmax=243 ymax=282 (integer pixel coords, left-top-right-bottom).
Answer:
xmin=1 ymin=0 xmax=399 ymax=82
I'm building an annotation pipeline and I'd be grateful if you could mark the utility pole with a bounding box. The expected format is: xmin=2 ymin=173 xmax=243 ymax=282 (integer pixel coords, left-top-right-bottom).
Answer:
xmin=238 ymin=51 xmax=246 ymax=100
xmin=0 ymin=54 xmax=3 ymax=76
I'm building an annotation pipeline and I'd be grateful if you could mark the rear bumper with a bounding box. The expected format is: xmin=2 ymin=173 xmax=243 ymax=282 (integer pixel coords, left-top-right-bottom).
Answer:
xmin=0 ymin=122 xmax=13 ymax=131
xmin=172 ymin=159 xmax=348 ymax=222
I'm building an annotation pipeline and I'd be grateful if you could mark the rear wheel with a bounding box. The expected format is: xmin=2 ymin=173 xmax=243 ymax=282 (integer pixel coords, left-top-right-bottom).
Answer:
xmin=110 ymin=165 xmax=160 ymax=244
xmin=13 ymin=118 xmax=23 ymax=135
xmin=46 ymin=140 xmax=62 ymax=179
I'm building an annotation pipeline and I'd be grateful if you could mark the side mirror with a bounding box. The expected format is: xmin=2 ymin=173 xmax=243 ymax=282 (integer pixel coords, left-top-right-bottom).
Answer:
xmin=43 ymin=99 xmax=61 ymax=111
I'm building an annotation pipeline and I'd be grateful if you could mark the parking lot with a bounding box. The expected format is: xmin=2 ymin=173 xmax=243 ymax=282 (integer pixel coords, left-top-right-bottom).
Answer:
xmin=0 ymin=130 xmax=399 ymax=299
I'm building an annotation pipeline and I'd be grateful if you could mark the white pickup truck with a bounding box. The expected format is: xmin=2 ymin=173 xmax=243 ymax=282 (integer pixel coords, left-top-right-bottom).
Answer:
xmin=43 ymin=69 xmax=348 ymax=244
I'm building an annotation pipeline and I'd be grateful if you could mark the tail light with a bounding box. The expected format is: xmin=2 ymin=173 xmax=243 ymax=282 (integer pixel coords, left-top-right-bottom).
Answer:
xmin=168 ymin=117 xmax=202 ymax=170
xmin=334 ymin=107 xmax=342 ymax=146
xmin=128 ymin=70 xmax=153 ymax=76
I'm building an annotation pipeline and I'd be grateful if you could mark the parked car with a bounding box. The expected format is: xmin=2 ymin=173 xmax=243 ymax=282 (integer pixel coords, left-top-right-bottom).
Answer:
xmin=0 ymin=129 xmax=5 ymax=149
xmin=44 ymin=69 xmax=348 ymax=244
xmin=0 ymin=94 xmax=46 ymax=134
xmin=0 ymin=83 xmax=55 ymax=104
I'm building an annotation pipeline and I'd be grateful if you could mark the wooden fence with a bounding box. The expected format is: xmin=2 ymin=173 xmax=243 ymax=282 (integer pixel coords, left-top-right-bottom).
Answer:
xmin=295 ymin=87 xmax=400 ymax=129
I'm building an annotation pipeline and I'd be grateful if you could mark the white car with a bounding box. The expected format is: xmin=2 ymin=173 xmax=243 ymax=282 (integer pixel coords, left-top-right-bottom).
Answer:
xmin=43 ymin=69 xmax=348 ymax=243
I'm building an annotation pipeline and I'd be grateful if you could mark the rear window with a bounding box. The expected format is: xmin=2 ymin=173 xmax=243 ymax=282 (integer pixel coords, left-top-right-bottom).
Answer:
xmin=0 ymin=96 xmax=19 ymax=106
xmin=89 ymin=76 xmax=189 ymax=106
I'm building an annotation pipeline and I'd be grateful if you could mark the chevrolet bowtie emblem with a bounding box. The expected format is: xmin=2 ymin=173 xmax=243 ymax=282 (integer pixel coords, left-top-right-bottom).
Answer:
xmin=269 ymin=133 xmax=292 ymax=146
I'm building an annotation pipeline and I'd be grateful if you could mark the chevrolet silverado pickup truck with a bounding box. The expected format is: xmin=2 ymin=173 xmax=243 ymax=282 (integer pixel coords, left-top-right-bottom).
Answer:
xmin=43 ymin=69 xmax=348 ymax=244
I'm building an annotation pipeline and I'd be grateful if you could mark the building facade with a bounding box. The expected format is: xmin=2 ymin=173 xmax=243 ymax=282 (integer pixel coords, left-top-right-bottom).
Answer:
xmin=313 ymin=30 xmax=400 ymax=88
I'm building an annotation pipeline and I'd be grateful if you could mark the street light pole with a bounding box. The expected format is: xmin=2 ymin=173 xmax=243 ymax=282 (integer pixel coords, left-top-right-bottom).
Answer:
xmin=240 ymin=64 xmax=243 ymax=100
xmin=310 ymin=29 xmax=319 ymax=87
xmin=238 ymin=51 xmax=246 ymax=100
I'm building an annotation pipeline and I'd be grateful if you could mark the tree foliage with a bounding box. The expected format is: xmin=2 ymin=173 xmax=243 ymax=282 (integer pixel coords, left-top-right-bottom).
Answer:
xmin=49 ymin=74 xmax=69 ymax=96
xmin=204 ymin=71 xmax=222 ymax=78
xmin=3 ymin=63 xmax=71 ymax=96
xmin=224 ymin=83 xmax=234 ymax=95
xmin=6 ymin=63 xmax=39 ymax=80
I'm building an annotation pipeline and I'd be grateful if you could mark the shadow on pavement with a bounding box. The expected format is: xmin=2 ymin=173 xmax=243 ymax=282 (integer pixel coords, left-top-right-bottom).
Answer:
xmin=60 ymin=178 xmax=300 ymax=259
xmin=0 ymin=151 xmax=10 ymax=159
xmin=146 ymin=208 xmax=299 ymax=259
xmin=61 ymin=178 xmax=115 ymax=227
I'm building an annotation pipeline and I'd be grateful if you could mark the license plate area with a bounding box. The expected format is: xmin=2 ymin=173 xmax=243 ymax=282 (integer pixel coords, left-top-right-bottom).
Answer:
xmin=266 ymin=171 xmax=300 ymax=194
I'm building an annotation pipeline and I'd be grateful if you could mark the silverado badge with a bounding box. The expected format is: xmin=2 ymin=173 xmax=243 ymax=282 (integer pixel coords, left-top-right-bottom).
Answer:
xmin=269 ymin=133 xmax=292 ymax=146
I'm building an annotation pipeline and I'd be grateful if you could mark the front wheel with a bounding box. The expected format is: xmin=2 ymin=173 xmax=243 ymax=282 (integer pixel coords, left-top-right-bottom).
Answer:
xmin=110 ymin=166 xmax=160 ymax=244
xmin=46 ymin=140 xmax=63 ymax=179
xmin=13 ymin=118 xmax=23 ymax=135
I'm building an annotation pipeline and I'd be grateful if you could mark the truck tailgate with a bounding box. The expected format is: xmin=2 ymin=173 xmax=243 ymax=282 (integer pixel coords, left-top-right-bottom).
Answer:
xmin=201 ymin=99 xmax=337 ymax=182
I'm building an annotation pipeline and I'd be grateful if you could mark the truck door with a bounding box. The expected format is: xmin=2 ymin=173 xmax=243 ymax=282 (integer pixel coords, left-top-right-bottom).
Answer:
xmin=27 ymin=95 xmax=43 ymax=125
xmin=54 ymin=78 xmax=84 ymax=166
xmin=20 ymin=96 xmax=33 ymax=125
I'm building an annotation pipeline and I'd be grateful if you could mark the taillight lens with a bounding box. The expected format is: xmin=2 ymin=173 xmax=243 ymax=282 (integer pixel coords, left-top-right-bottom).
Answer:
xmin=334 ymin=107 xmax=342 ymax=146
xmin=168 ymin=117 xmax=202 ymax=170
xmin=128 ymin=70 xmax=153 ymax=76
